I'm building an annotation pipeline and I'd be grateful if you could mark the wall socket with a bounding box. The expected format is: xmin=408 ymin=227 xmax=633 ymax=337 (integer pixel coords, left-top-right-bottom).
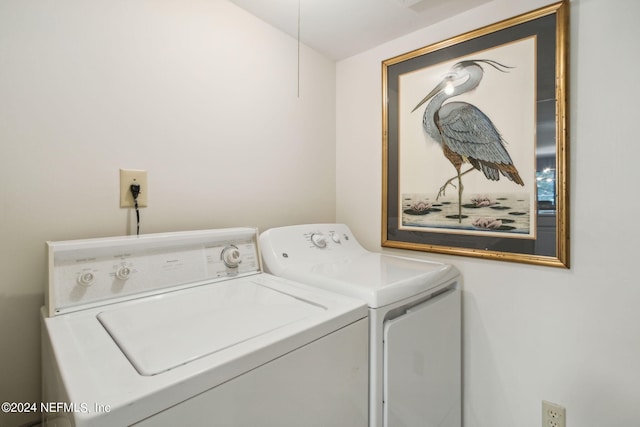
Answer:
xmin=120 ymin=169 xmax=148 ymax=208
xmin=542 ymin=400 xmax=566 ymax=427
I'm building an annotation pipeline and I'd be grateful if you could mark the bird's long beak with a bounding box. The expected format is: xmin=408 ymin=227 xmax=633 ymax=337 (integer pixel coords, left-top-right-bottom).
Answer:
xmin=411 ymin=79 xmax=448 ymax=113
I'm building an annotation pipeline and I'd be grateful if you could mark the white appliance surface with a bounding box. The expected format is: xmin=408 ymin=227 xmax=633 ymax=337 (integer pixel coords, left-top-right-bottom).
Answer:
xmin=98 ymin=276 xmax=326 ymax=376
xmin=42 ymin=228 xmax=368 ymax=427
xmin=259 ymin=223 xmax=458 ymax=308
xmin=259 ymin=223 xmax=462 ymax=427
xmin=383 ymin=288 xmax=461 ymax=426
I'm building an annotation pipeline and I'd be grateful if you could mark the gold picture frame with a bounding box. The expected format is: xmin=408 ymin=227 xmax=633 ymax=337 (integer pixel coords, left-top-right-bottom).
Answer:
xmin=382 ymin=1 xmax=569 ymax=268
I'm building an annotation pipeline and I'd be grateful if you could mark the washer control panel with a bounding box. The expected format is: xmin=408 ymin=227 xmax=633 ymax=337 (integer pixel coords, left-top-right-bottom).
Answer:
xmin=46 ymin=228 xmax=261 ymax=316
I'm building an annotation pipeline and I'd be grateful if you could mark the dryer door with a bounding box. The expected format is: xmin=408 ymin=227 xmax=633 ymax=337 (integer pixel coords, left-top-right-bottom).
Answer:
xmin=383 ymin=289 xmax=461 ymax=427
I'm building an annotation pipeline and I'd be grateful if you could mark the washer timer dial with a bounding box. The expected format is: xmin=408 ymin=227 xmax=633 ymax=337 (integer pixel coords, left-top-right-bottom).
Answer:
xmin=221 ymin=245 xmax=242 ymax=268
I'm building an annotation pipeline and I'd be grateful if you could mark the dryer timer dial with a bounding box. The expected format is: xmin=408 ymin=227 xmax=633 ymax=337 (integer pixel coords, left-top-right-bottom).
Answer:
xmin=310 ymin=233 xmax=328 ymax=248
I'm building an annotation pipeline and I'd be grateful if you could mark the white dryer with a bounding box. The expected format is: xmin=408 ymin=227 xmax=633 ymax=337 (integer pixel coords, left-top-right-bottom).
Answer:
xmin=42 ymin=227 xmax=368 ymax=426
xmin=259 ymin=224 xmax=462 ymax=427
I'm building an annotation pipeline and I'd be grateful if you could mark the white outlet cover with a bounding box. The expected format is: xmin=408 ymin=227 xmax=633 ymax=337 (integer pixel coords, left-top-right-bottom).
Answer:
xmin=120 ymin=169 xmax=148 ymax=208
xmin=542 ymin=400 xmax=566 ymax=427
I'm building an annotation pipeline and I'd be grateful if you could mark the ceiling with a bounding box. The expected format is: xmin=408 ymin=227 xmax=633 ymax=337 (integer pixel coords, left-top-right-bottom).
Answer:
xmin=229 ymin=0 xmax=493 ymax=60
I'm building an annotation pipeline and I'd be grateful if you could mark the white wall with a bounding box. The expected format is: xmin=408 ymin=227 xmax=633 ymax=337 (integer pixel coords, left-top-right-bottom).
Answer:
xmin=337 ymin=0 xmax=640 ymax=425
xmin=0 ymin=1 xmax=335 ymax=425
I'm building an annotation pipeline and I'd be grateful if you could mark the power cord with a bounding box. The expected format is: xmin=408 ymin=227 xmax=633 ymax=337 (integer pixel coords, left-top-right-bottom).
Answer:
xmin=130 ymin=183 xmax=141 ymax=236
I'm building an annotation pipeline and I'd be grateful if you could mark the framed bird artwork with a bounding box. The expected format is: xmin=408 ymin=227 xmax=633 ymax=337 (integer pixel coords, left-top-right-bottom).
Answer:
xmin=382 ymin=0 xmax=569 ymax=268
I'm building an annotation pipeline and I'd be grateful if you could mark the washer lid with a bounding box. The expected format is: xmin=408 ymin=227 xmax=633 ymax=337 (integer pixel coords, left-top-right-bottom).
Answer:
xmin=283 ymin=252 xmax=458 ymax=308
xmin=98 ymin=278 xmax=325 ymax=376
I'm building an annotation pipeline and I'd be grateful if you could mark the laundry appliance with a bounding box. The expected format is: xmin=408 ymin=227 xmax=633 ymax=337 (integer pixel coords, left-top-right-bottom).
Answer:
xmin=42 ymin=227 xmax=368 ymax=426
xmin=259 ymin=223 xmax=461 ymax=427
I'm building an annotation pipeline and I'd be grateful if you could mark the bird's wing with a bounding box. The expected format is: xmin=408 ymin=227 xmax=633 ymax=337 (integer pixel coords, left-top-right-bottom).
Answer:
xmin=437 ymin=102 xmax=513 ymax=164
xmin=437 ymin=102 xmax=524 ymax=185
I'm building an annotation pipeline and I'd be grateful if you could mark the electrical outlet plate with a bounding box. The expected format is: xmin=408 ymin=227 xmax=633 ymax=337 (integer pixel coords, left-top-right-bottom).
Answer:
xmin=120 ymin=169 xmax=148 ymax=208
xmin=542 ymin=400 xmax=566 ymax=427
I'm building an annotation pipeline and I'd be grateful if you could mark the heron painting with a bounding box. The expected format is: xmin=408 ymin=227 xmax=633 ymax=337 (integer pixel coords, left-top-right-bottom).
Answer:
xmin=411 ymin=59 xmax=524 ymax=223
xmin=383 ymin=2 xmax=568 ymax=266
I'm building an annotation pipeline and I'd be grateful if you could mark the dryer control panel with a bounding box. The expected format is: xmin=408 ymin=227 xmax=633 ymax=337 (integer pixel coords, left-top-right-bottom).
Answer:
xmin=259 ymin=223 xmax=369 ymax=276
xmin=46 ymin=228 xmax=262 ymax=316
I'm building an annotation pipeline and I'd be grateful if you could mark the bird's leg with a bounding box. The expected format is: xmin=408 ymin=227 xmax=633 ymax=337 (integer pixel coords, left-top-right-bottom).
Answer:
xmin=436 ymin=167 xmax=475 ymax=201
xmin=457 ymin=169 xmax=464 ymax=223
xmin=436 ymin=177 xmax=457 ymax=200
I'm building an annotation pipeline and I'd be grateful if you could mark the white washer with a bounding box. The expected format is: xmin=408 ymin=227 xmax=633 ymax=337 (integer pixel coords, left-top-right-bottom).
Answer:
xmin=259 ymin=224 xmax=462 ymax=427
xmin=42 ymin=228 xmax=369 ymax=427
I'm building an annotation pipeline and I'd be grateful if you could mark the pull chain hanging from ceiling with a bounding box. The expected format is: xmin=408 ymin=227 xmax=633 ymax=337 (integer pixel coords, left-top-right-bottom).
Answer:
xmin=297 ymin=0 xmax=301 ymax=98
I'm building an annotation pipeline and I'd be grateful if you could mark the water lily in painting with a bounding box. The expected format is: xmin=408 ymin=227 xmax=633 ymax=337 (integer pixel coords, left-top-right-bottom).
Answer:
xmin=410 ymin=201 xmax=432 ymax=212
xmin=471 ymin=195 xmax=496 ymax=207
xmin=472 ymin=217 xmax=503 ymax=230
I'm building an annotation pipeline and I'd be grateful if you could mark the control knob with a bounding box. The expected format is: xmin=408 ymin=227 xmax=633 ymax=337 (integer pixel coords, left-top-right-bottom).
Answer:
xmin=221 ymin=246 xmax=242 ymax=268
xmin=310 ymin=233 xmax=328 ymax=248
xmin=116 ymin=265 xmax=132 ymax=280
xmin=77 ymin=271 xmax=96 ymax=286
